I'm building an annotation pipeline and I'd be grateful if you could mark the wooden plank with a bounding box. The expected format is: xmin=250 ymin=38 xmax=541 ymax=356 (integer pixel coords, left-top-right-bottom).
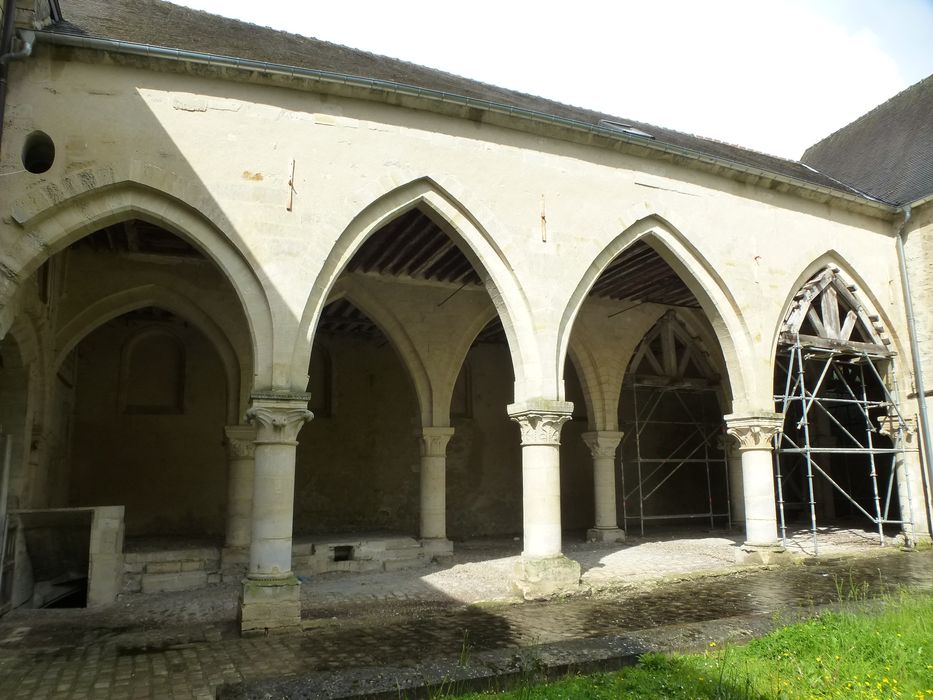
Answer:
xmin=821 ymin=286 xmax=840 ymax=339
xmin=840 ymin=310 xmax=857 ymax=342
xmin=779 ymin=332 xmax=892 ymax=356
xmin=806 ymin=307 xmax=826 ymax=337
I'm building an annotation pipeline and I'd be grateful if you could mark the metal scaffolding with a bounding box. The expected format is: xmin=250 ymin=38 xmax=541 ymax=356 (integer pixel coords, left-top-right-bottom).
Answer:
xmin=773 ymin=341 xmax=913 ymax=553
xmin=620 ymin=381 xmax=730 ymax=536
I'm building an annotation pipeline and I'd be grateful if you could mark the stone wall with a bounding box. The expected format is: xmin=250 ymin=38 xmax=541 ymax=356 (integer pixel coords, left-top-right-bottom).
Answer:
xmin=1 ymin=52 xmax=909 ymax=408
xmin=0 ymin=335 xmax=28 ymax=510
xmin=68 ymin=313 xmax=228 ymax=537
xmin=295 ymin=335 xmax=595 ymax=540
xmin=1 ymin=43 xmax=928 ymax=577
xmin=294 ymin=332 xmax=422 ymax=535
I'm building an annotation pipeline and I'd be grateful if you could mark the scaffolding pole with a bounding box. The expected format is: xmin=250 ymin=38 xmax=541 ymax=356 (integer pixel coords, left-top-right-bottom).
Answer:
xmin=621 ymin=382 xmax=730 ymax=536
xmin=773 ymin=342 xmax=911 ymax=553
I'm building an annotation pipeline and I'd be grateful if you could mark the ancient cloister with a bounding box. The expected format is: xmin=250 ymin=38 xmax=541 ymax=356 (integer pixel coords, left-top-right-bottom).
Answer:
xmin=0 ymin=0 xmax=931 ymax=635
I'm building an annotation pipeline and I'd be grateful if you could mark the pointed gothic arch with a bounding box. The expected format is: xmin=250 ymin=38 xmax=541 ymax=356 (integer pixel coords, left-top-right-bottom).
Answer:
xmin=292 ymin=178 xmax=538 ymax=397
xmin=324 ymin=279 xmax=434 ymax=428
xmin=771 ymin=254 xmax=906 ymax=364
xmin=558 ymin=214 xmax=751 ymax=407
xmin=53 ymin=285 xmax=246 ymax=423
xmin=779 ymin=266 xmax=890 ymax=354
xmin=3 ymin=181 xmax=274 ymax=388
xmin=772 ymin=264 xmax=916 ymax=550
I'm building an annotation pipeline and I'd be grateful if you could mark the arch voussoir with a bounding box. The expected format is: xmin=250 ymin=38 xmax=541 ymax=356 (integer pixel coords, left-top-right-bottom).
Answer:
xmin=6 ymin=176 xmax=275 ymax=390
xmin=291 ymin=177 xmax=538 ymax=398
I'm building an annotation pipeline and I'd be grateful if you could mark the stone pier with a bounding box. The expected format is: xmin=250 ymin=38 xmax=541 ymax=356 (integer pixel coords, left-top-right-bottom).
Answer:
xmin=419 ymin=426 xmax=455 ymax=557
xmin=238 ymin=392 xmax=312 ymax=635
xmin=725 ymin=412 xmax=786 ymax=564
xmin=582 ymin=431 xmax=625 ymax=543
xmin=509 ymin=399 xmax=581 ymax=599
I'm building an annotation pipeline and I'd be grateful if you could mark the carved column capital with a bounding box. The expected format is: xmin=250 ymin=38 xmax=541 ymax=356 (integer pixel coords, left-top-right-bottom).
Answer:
xmin=877 ymin=415 xmax=918 ymax=450
xmin=245 ymin=392 xmax=313 ymax=445
xmin=724 ymin=412 xmax=783 ymax=451
xmin=224 ymin=425 xmax=257 ymax=460
xmin=581 ymin=431 xmax=623 ymax=460
xmin=419 ymin=427 xmax=455 ymax=458
xmin=508 ymin=400 xmax=574 ymax=446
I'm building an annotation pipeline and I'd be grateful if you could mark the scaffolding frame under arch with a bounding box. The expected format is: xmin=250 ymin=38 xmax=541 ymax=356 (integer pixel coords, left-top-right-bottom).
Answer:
xmin=772 ymin=340 xmax=915 ymax=554
xmin=620 ymin=380 xmax=731 ymax=536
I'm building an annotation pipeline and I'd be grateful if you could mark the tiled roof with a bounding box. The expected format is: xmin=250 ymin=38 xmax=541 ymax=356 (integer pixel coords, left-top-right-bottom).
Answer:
xmin=803 ymin=75 xmax=933 ymax=206
xmin=50 ymin=0 xmax=878 ymax=201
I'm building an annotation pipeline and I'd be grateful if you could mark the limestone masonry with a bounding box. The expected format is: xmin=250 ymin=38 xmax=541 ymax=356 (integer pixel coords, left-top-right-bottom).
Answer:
xmin=0 ymin=0 xmax=931 ymax=633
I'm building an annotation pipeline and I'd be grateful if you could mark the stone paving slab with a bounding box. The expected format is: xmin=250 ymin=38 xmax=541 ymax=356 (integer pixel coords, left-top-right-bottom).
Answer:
xmin=218 ymin=613 xmax=782 ymax=699
xmin=0 ymin=543 xmax=929 ymax=699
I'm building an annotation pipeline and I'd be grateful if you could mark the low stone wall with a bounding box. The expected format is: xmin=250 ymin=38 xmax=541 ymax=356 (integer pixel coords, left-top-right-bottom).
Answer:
xmin=123 ymin=546 xmax=222 ymax=594
xmin=121 ymin=534 xmax=446 ymax=595
xmin=292 ymin=534 xmax=435 ymax=576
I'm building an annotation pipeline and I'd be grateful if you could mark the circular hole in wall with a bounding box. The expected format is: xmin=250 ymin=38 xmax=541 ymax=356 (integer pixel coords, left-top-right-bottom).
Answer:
xmin=21 ymin=131 xmax=55 ymax=174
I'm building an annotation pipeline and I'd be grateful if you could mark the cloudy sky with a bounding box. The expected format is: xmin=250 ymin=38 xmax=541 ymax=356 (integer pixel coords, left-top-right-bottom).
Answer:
xmin=171 ymin=0 xmax=933 ymax=160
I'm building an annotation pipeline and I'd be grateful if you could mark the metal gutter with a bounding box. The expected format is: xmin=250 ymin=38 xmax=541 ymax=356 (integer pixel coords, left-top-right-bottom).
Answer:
xmin=32 ymin=29 xmax=897 ymax=217
xmin=907 ymin=191 xmax=933 ymax=211
xmin=0 ymin=27 xmax=32 ymax=64
xmin=894 ymin=205 xmax=933 ymax=536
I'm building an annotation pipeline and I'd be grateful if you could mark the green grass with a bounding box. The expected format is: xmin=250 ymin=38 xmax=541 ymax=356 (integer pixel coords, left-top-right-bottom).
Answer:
xmin=449 ymin=590 xmax=933 ymax=699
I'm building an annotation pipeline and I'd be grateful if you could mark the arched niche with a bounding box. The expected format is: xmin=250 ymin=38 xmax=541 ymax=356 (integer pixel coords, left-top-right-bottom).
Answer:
xmin=67 ymin=308 xmax=229 ymax=539
xmin=118 ymin=327 xmax=186 ymax=415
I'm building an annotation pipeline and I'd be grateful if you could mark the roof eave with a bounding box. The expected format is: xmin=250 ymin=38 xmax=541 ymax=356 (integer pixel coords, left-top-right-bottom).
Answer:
xmin=34 ymin=29 xmax=898 ymax=221
xmin=907 ymin=191 xmax=933 ymax=211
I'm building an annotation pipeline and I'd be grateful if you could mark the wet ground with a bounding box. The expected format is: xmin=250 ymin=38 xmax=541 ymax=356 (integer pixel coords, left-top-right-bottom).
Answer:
xmin=0 ymin=544 xmax=931 ymax=699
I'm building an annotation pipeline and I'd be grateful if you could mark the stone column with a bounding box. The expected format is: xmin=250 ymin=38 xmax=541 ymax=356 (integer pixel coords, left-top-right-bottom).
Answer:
xmin=878 ymin=416 xmax=932 ymax=545
xmin=725 ymin=412 xmax=786 ymax=564
xmin=222 ymin=425 xmax=256 ymax=576
xmin=238 ymin=392 xmax=312 ymax=635
xmin=419 ymin=426 xmax=455 ymax=557
xmin=224 ymin=425 xmax=256 ymax=549
xmin=726 ymin=442 xmax=746 ymax=530
xmin=508 ymin=399 xmax=581 ymax=599
xmin=581 ymin=431 xmax=625 ymax=543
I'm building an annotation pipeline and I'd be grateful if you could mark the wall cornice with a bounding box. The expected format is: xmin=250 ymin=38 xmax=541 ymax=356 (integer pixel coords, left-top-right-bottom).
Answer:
xmin=32 ymin=33 xmax=899 ymax=224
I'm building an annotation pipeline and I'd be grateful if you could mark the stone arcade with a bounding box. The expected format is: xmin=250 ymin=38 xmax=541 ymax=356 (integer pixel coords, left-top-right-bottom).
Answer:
xmin=1 ymin=0 xmax=931 ymax=634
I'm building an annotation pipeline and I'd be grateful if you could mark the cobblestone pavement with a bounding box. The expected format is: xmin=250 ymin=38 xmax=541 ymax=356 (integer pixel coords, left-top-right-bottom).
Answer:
xmin=1 ymin=533 xmax=929 ymax=699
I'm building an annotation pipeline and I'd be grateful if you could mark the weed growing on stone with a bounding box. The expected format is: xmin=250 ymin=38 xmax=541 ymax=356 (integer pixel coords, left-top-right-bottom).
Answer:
xmin=459 ymin=629 xmax=473 ymax=667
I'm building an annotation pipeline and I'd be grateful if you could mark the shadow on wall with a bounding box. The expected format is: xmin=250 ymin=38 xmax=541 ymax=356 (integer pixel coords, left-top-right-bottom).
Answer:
xmin=67 ymin=310 xmax=228 ymax=538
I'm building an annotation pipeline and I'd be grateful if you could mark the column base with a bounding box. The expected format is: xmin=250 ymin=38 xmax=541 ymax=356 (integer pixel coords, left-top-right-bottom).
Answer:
xmin=901 ymin=531 xmax=932 ymax=549
xmin=239 ymin=576 xmax=301 ymax=636
xmin=586 ymin=527 xmax=626 ymax=544
xmin=511 ymin=555 xmax=581 ymax=600
xmin=420 ymin=538 xmax=454 ymax=559
xmin=735 ymin=543 xmax=787 ymax=565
